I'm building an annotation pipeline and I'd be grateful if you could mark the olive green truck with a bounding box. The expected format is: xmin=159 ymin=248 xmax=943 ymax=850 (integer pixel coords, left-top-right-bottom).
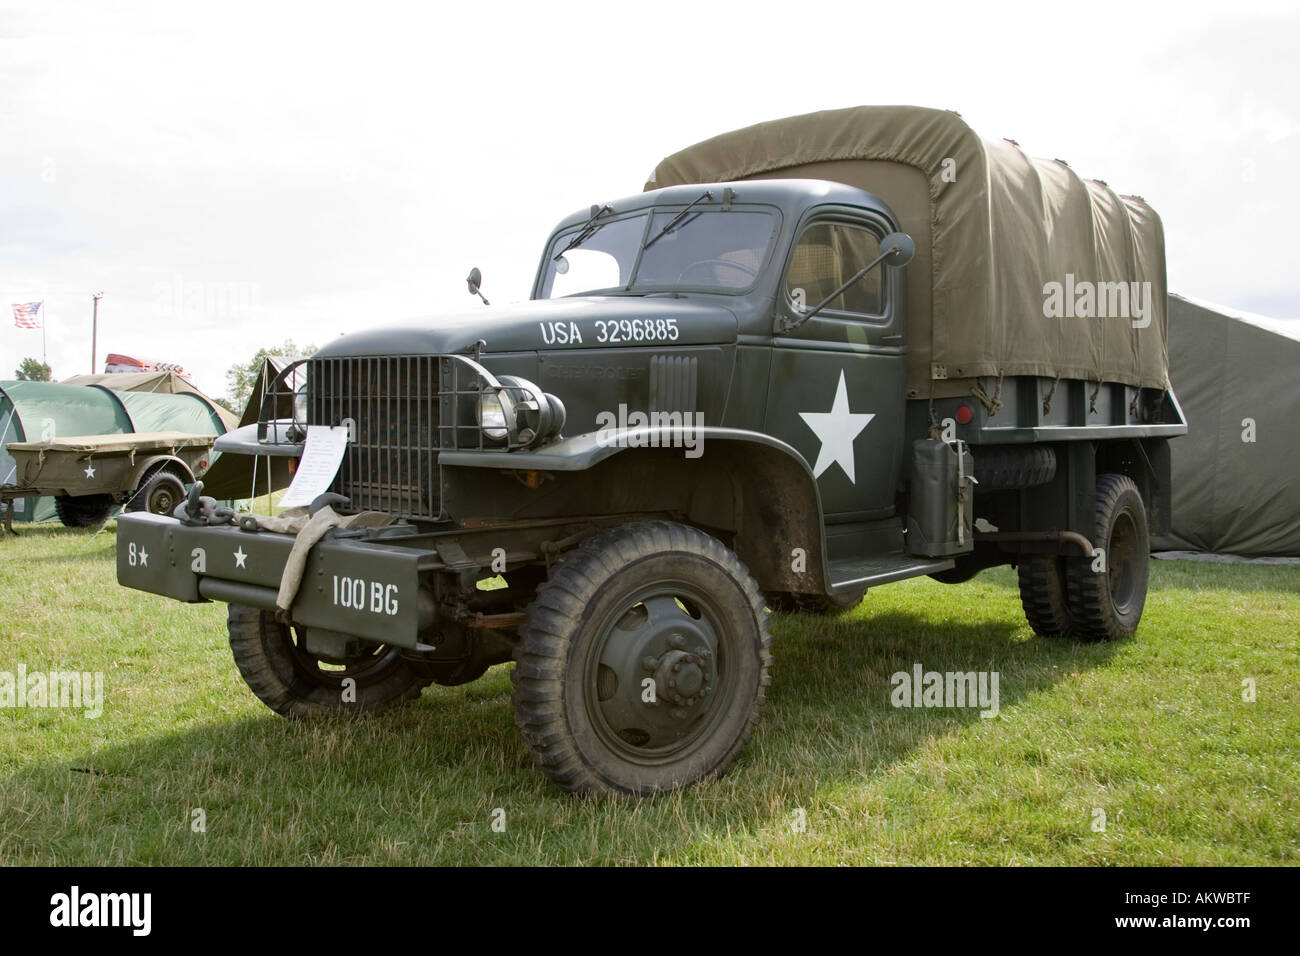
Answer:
xmin=117 ymin=107 xmax=1186 ymax=796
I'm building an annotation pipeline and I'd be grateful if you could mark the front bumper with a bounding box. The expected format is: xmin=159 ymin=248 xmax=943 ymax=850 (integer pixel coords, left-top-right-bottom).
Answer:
xmin=116 ymin=512 xmax=441 ymax=647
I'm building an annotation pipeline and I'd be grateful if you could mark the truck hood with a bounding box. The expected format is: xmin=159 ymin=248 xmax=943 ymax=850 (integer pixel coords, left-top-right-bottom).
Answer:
xmin=313 ymin=296 xmax=739 ymax=359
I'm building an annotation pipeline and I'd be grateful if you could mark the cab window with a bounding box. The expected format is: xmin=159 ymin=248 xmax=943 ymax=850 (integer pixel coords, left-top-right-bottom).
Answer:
xmin=785 ymin=222 xmax=882 ymax=316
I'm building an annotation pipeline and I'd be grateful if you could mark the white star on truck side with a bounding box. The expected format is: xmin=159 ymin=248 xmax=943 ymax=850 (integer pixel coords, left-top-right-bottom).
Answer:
xmin=798 ymin=370 xmax=875 ymax=483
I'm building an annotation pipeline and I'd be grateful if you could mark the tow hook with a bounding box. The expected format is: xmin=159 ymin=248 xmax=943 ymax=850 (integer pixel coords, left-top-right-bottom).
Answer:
xmin=174 ymin=480 xmax=235 ymax=527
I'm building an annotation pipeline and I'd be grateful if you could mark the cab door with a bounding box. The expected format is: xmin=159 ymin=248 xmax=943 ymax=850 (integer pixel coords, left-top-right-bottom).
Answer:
xmin=763 ymin=211 xmax=908 ymax=521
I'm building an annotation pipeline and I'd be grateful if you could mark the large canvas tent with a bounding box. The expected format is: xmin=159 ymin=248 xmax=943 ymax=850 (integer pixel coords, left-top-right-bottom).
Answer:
xmin=63 ymin=370 xmax=239 ymax=431
xmin=1152 ymin=295 xmax=1300 ymax=557
xmin=647 ymin=105 xmax=1170 ymax=399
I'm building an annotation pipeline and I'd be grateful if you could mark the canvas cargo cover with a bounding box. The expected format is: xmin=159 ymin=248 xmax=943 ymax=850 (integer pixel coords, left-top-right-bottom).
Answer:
xmin=647 ymin=106 xmax=1170 ymax=398
xmin=6 ymin=431 xmax=215 ymax=457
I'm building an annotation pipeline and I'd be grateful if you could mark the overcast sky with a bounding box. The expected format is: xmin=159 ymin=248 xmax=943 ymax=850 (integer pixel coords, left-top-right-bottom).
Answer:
xmin=2 ymin=0 xmax=1297 ymax=399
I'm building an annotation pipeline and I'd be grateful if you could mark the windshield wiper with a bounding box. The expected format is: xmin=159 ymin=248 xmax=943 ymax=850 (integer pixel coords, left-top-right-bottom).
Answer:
xmin=554 ymin=204 xmax=614 ymax=260
xmin=640 ymin=190 xmax=712 ymax=252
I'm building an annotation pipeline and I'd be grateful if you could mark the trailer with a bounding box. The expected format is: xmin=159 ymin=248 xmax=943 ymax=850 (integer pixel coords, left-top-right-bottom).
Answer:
xmin=2 ymin=431 xmax=215 ymax=533
xmin=1 ymin=378 xmax=231 ymax=532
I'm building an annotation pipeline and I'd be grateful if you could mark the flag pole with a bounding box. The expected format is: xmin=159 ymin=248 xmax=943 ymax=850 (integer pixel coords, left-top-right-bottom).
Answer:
xmin=91 ymin=292 xmax=103 ymax=374
xmin=42 ymin=299 xmax=46 ymax=365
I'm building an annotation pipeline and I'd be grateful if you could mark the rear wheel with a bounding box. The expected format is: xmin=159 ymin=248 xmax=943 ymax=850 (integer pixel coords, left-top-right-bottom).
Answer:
xmin=227 ymin=604 xmax=431 ymax=717
xmin=54 ymin=493 xmax=114 ymax=528
xmin=1017 ymin=555 xmax=1076 ymax=638
xmin=512 ymin=521 xmax=772 ymax=796
xmin=1066 ymin=474 xmax=1149 ymax=641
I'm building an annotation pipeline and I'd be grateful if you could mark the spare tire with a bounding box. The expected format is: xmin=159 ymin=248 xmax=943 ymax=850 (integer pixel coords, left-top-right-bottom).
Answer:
xmin=973 ymin=446 xmax=1056 ymax=492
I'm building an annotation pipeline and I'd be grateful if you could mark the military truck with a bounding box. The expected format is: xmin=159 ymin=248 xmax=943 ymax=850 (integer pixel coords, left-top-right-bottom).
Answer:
xmin=117 ymin=107 xmax=1186 ymax=796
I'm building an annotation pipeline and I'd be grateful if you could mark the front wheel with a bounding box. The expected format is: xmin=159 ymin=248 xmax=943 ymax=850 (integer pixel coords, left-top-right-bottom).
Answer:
xmin=512 ymin=521 xmax=772 ymax=797
xmin=227 ymin=604 xmax=431 ymax=717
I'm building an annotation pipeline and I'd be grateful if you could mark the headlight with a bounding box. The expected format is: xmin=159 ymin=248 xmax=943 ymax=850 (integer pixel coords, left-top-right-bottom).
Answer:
xmin=496 ymin=376 xmax=566 ymax=447
xmin=475 ymin=375 xmax=566 ymax=448
xmin=478 ymin=389 xmax=509 ymax=441
xmin=294 ymin=386 xmax=308 ymax=424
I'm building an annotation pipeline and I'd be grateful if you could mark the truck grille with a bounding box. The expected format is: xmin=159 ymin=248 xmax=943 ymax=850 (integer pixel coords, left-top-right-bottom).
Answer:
xmin=308 ymin=356 xmax=441 ymax=519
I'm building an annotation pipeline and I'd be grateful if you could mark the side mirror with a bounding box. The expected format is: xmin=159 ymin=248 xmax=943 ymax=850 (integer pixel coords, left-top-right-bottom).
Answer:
xmin=774 ymin=229 xmax=917 ymax=334
xmin=466 ymin=267 xmax=490 ymax=306
xmin=881 ymin=232 xmax=915 ymax=267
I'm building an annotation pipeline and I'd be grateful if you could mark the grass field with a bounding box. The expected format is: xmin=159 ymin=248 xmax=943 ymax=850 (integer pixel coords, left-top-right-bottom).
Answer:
xmin=1 ymin=521 xmax=1296 ymax=865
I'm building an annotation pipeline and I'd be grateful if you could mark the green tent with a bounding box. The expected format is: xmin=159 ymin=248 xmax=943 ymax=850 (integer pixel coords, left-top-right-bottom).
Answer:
xmin=1151 ymin=295 xmax=1300 ymax=557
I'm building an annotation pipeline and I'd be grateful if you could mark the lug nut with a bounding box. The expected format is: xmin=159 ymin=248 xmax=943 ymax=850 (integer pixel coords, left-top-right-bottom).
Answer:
xmin=642 ymin=656 xmax=659 ymax=670
xmin=669 ymin=634 xmax=685 ymax=648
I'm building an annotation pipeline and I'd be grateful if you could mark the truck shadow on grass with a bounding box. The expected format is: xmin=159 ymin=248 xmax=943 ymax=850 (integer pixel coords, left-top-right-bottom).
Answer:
xmin=0 ymin=605 xmax=1124 ymax=864
xmin=757 ymin=606 xmax=1120 ymax=783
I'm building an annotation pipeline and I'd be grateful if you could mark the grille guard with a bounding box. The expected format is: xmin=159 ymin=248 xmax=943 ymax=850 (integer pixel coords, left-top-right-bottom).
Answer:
xmin=268 ymin=352 xmax=550 ymax=522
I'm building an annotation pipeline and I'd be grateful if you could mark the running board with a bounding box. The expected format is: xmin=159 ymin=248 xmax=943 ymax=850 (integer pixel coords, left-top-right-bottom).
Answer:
xmin=826 ymin=554 xmax=954 ymax=594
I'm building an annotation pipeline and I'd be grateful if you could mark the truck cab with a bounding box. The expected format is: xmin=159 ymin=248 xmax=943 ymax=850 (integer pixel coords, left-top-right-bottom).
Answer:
xmin=530 ymin=180 xmax=910 ymax=524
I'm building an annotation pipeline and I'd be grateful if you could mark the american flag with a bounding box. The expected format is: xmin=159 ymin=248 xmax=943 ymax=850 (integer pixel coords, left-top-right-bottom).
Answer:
xmin=12 ymin=301 xmax=43 ymax=329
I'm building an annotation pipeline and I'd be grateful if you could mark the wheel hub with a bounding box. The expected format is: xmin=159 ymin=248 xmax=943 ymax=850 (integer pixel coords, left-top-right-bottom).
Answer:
xmin=650 ymin=647 xmax=713 ymax=706
xmin=591 ymin=592 xmax=723 ymax=753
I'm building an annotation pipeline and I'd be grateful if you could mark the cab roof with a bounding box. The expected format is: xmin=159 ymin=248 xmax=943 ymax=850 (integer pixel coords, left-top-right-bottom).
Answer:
xmin=550 ymin=178 xmax=899 ymax=233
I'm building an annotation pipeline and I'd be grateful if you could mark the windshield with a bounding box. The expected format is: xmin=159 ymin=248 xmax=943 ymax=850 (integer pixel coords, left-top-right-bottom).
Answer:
xmin=539 ymin=207 xmax=777 ymax=298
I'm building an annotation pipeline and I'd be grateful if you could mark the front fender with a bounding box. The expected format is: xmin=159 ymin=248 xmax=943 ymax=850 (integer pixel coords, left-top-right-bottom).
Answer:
xmin=439 ymin=427 xmax=832 ymax=595
xmin=127 ymin=454 xmax=197 ymax=490
xmin=438 ymin=425 xmax=808 ymax=473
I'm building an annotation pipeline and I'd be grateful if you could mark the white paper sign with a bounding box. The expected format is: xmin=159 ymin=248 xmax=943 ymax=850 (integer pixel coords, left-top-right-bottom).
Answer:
xmin=277 ymin=425 xmax=350 ymax=510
